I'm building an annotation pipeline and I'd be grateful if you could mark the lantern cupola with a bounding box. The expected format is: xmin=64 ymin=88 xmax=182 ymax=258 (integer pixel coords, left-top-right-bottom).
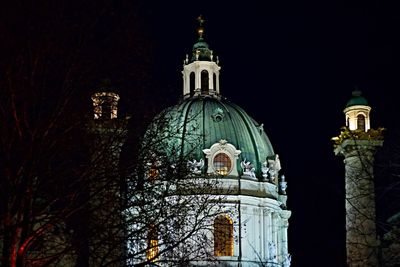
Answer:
xmin=182 ymin=15 xmax=221 ymax=98
xmin=344 ymin=89 xmax=371 ymax=131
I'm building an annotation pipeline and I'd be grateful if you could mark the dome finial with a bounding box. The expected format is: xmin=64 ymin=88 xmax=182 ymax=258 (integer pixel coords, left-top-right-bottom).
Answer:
xmin=196 ymin=15 xmax=205 ymax=40
xmin=352 ymin=86 xmax=362 ymax=97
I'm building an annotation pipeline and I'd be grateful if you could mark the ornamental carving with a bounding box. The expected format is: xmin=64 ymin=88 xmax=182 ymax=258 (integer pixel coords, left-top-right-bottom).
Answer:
xmin=261 ymin=161 xmax=269 ymax=181
xmin=203 ymin=140 xmax=241 ymax=176
xmin=211 ymin=108 xmax=225 ymax=122
xmin=279 ymin=175 xmax=287 ymax=194
xmin=240 ymin=158 xmax=256 ymax=178
xmin=267 ymin=154 xmax=281 ymax=183
xmin=187 ymin=159 xmax=204 ymax=174
xmin=332 ymin=126 xmax=385 ymax=148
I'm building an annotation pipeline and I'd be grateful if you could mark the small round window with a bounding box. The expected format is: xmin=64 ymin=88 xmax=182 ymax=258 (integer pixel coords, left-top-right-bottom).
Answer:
xmin=214 ymin=114 xmax=223 ymax=122
xmin=213 ymin=153 xmax=232 ymax=175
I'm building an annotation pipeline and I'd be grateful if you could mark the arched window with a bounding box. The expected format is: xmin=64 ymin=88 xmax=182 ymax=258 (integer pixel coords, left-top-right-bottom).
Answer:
xmin=357 ymin=114 xmax=366 ymax=131
xmin=214 ymin=215 xmax=234 ymax=256
xmin=190 ymin=72 xmax=195 ymax=96
xmin=201 ymin=70 xmax=209 ymax=94
xmin=213 ymin=153 xmax=232 ymax=176
xmin=147 ymin=225 xmax=158 ymax=262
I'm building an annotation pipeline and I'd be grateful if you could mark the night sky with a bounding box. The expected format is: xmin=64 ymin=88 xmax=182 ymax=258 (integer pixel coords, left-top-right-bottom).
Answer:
xmin=2 ymin=1 xmax=399 ymax=266
xmin=138 ymin=1 xmax=399 ymax=266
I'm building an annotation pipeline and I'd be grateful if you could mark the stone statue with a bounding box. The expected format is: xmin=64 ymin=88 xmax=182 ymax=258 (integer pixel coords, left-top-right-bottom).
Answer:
xmin=187 ymin=159 xmax=204 ymax=174
xmin=241 ymin=158 xmax=256 ymax=178
xmin=268 ymin=168 xmax=276 ymax=182
xmin=279 ymin=175 xmax=287 ymax=194
xmin=261 ymin=160 xmax=269 ymax=180
xmin=258 ymin=123 xmax=264 ymax=134
xmin=268 ymin=154 xmax=281 ymax=182
xmin=274 ymin=154 xmax=281 ymax=171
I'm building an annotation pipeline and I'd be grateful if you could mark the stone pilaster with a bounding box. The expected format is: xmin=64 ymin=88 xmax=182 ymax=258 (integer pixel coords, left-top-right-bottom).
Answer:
xmin=279 ymin=210 xmax=291 ymax=262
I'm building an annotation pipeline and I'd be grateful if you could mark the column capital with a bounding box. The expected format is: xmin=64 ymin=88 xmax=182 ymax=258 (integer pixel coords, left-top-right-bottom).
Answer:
xmin=334 ymin=139 xmax=383 ymax=158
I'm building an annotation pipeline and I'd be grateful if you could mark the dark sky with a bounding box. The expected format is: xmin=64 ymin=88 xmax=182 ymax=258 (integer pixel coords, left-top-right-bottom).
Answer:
xmin=136 ymin=1 xmax=399 ymax=266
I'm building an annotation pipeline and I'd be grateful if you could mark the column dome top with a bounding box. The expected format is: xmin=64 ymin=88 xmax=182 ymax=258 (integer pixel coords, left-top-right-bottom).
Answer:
xmin=346 ymin=90 xmax=369 ymax=108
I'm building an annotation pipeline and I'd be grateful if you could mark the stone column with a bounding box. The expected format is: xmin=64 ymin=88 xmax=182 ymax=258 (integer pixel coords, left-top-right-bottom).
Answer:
xmin=335 ymin=139 xmax=383 ymax=267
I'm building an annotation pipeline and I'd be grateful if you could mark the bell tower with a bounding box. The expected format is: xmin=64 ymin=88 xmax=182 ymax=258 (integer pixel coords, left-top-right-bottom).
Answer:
xmin=87 ymin=80 xmax=129 ymax=266
xmin=332 ymin=90 xmax=385 ymax=267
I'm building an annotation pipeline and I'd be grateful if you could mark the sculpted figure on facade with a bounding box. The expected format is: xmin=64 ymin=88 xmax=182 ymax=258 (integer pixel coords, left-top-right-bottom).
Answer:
xmin=279 ymin=175 xmax=288 ymax=194
xmin=261 ymin=160 xmax=270 ymax=181
xmin=241 ymin=158 xmax=256 ymax=178
xmin=268 ymin=154 xmax=281 ymax=182
xmin=187 ymin=159 xmax=204 ymax=174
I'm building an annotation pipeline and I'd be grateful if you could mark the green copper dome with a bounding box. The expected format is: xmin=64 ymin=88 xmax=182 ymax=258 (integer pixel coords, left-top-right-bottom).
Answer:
xmin=190 ymin=40 xmax=212 ymax=62
xmin=346 ymin=90 xmax=369 ymax=108
xmin=146 ymin=96 xmax=275 ymax=177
